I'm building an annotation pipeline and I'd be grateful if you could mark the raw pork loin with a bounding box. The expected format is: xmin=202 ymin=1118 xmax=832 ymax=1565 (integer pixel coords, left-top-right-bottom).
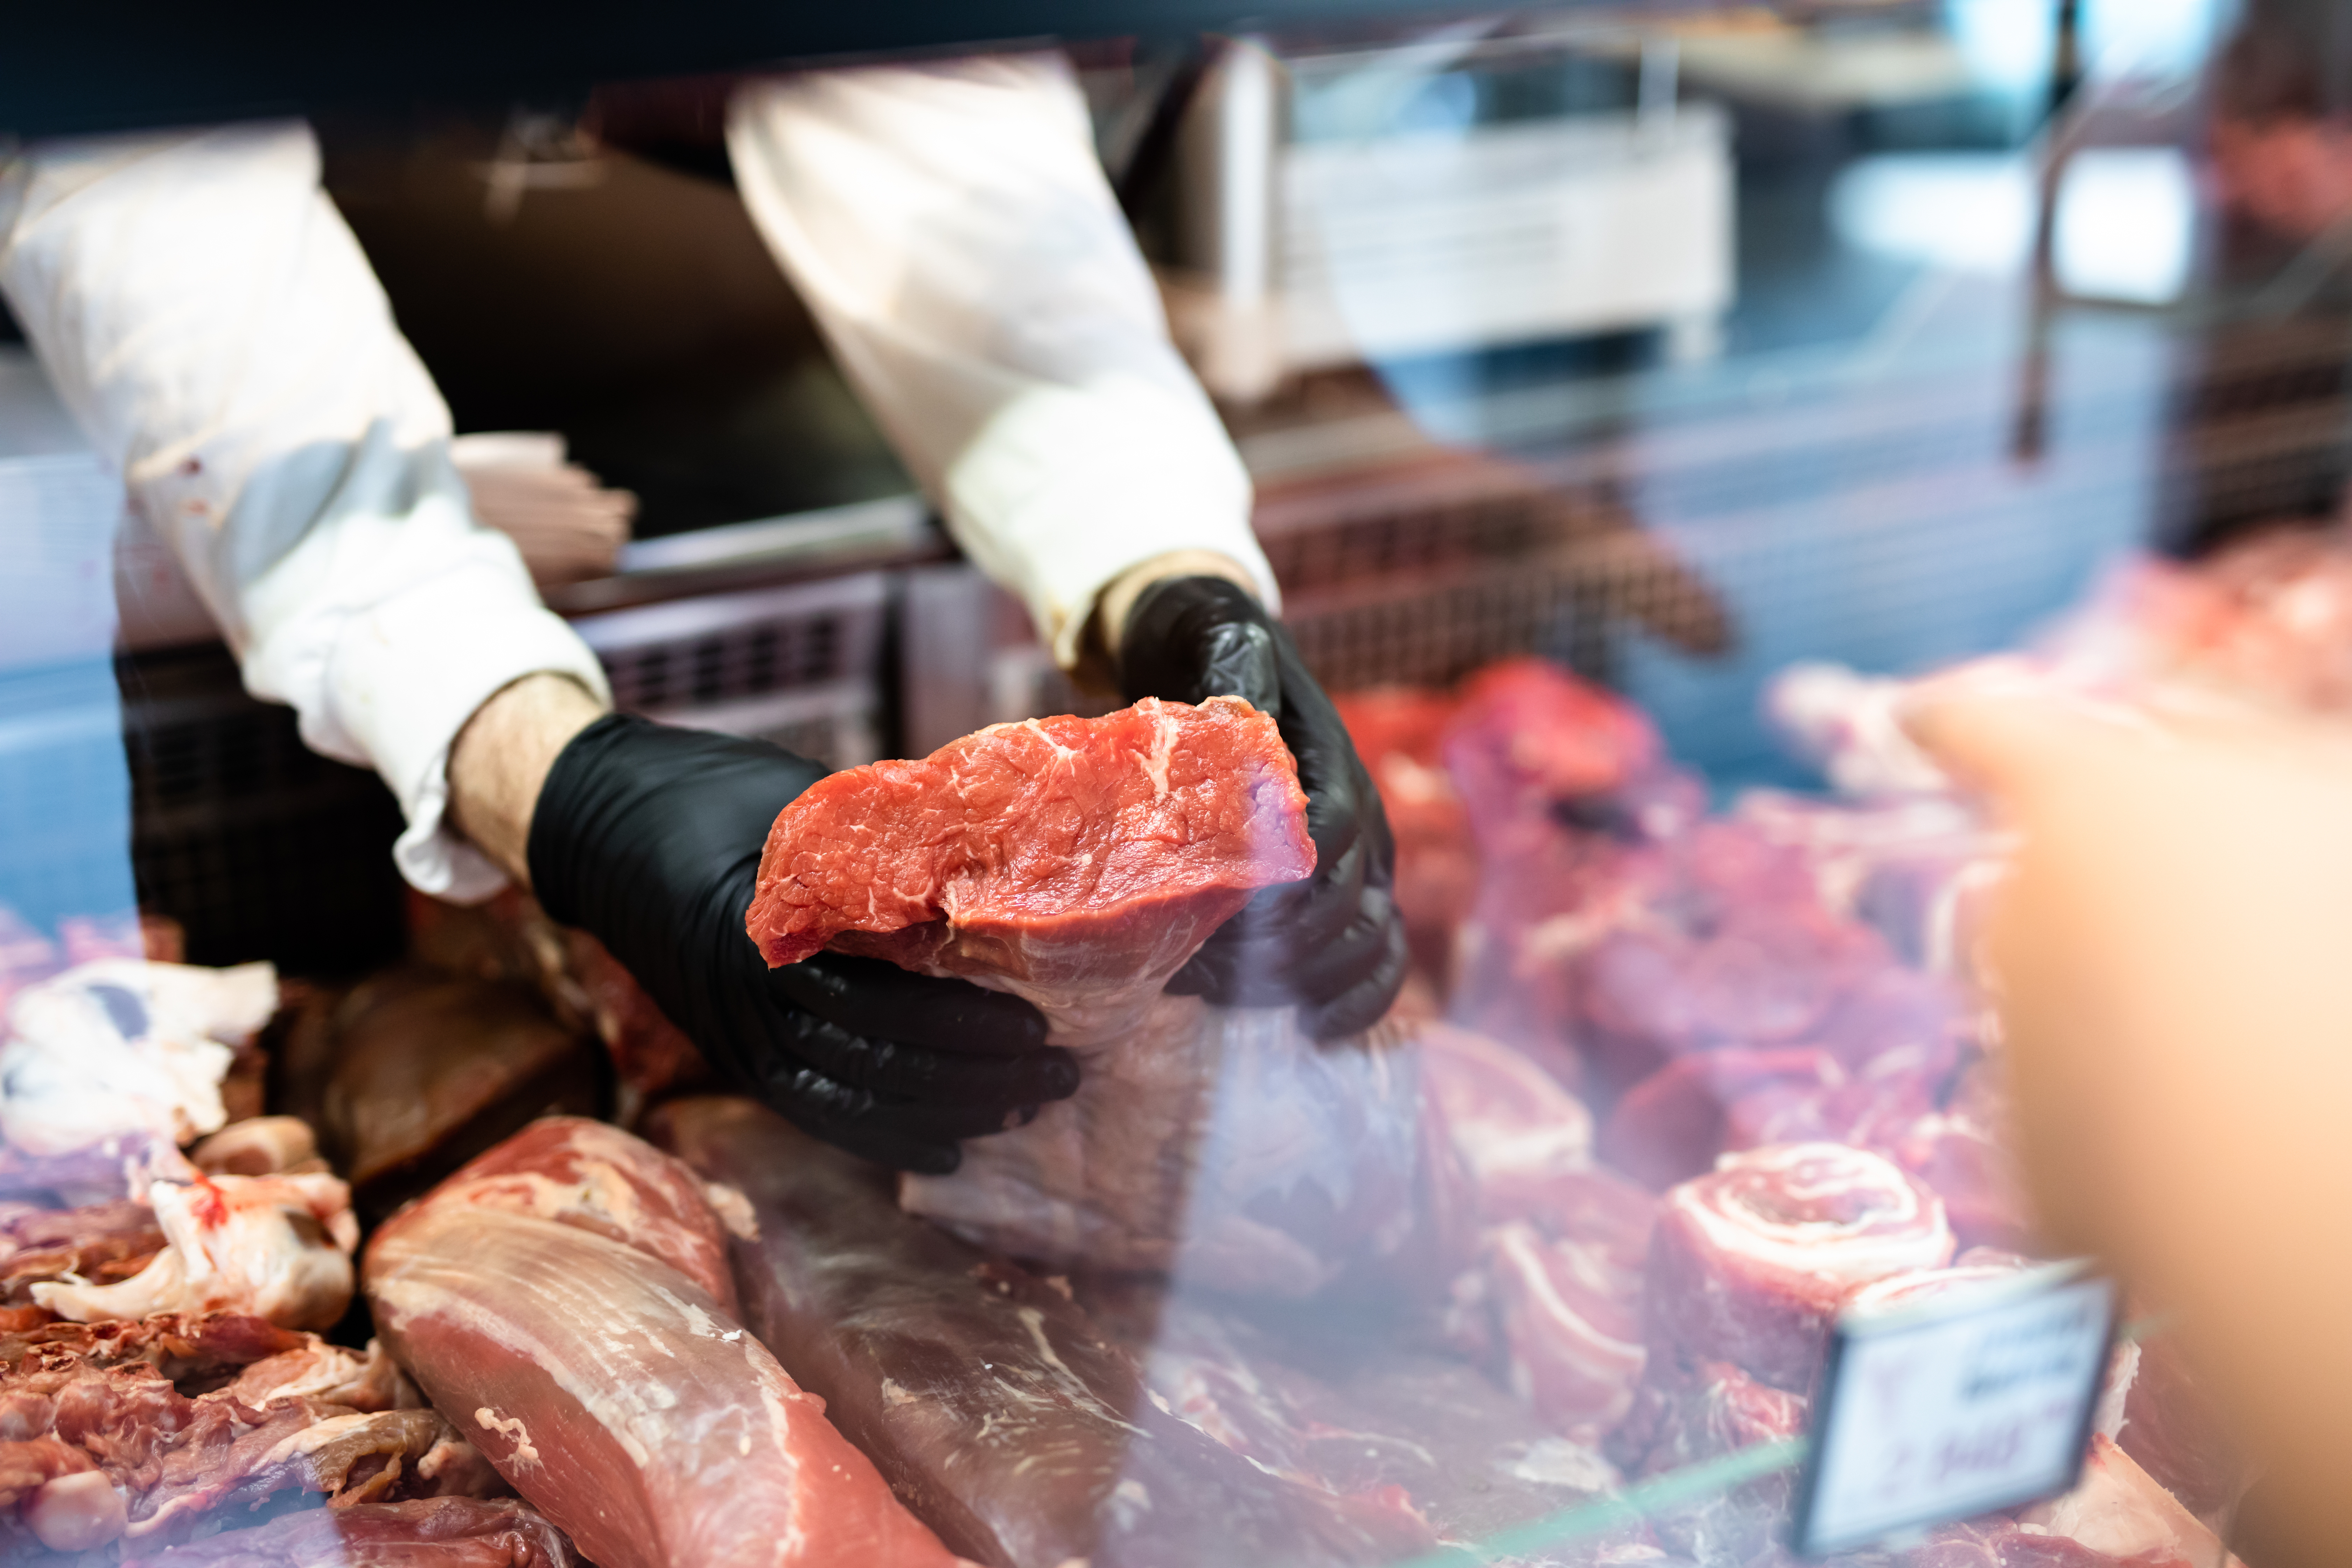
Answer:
xmin=364 ymin=1118 xmax=966 ymax=1568
xmin=1647 ymin=1143 xmax=1953 ymax=1392
xmin=747 ymin=698 xmax=1420 ymax=1295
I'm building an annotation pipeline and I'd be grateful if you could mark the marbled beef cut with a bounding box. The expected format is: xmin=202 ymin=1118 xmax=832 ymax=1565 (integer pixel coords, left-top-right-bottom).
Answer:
xmin=365 ymin=1118 xmax=967 ymax=1568
xmin=650 ymin=1096 xmax=1436 ymax=1568
xmin=1647 ymin=1143 xmax=1953 ymax=1392
xmin=746 ymin=698 xmax=1422 ymax=1295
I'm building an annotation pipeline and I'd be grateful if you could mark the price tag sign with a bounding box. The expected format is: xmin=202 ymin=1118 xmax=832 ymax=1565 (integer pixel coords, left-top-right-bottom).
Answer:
xmin=1791 ymin=1262 xmax=2118 ymax=1557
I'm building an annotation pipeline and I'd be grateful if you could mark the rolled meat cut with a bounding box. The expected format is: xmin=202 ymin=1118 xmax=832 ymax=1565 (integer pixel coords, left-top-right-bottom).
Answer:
xmin=745 ymin=698 xmax=1421 ymax=1295
xmin=1647 ymin=1142 xmax=1953 ymax=1392
xmin=650 ymin=1096 xmax=1437 ymax=1568
xmin=364 ymin=1117 xmax=967 ymax=1568
xmin=1486 ymin=1220 xmax=1647 ymax=1442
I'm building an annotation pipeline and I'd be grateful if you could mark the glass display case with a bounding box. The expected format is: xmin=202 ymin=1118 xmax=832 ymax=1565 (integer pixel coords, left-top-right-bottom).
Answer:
xmin=0 ymin=1 xmax=2318 ymax=1562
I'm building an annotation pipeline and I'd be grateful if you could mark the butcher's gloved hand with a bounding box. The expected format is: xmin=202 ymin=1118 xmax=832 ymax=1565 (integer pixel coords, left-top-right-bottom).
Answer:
xmin=527 ymin=715 xmax=1071 ymax=1174
xmin=1118 ymin=576 xmax=1408 ymax=1038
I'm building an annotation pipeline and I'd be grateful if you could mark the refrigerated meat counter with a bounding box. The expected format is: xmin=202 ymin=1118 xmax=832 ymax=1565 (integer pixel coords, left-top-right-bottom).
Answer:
xmin=0 ymin=1 xmax=2342 ymax=1563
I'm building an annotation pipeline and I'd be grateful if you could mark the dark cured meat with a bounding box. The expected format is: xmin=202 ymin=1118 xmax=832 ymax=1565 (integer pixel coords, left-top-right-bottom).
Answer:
xmin=118 ymin=1496 xmax=576 ymax=1566
xmin=649 ymin=1096 xmax=1437 ymax=1568
xmin=275 ymin=969 xmax=606 ymax=1224
xmin=365 ymin=1118 xmax=964 ymax=1568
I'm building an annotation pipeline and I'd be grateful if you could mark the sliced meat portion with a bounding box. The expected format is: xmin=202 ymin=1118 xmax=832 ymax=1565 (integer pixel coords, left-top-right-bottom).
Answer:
xmin=0 ymin=1311 xmax=489 ymax=1558
xmin=650 ymin=1096 xmax=1437 ymax=1568
xmin=747 ymin=696 xmax=1312 ymax=1020
xmin=1648 ymin=1143 xmax=1953 ymax=1392
xmin=749 ymin=698 xmax=1423 ymax=1295
xmin=1488 ymin=1221 xmax=1647 ymax=1442
xmin=365 ymin=1119 xmax=965 ymax=1568
xmin=1418 ymin=1023 xmax=1595 ymax=1221
xmin=117 ymin=1496 xmax=576 ymax=1566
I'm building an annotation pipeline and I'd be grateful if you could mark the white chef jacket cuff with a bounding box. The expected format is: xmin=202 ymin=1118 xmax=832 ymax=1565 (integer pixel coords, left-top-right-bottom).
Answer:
xmin=245 ymin=538 xmax=613 ymax=904
xmin=941 ymin=374 xmax=1277 ymax=669
xmin=340 ymin=569 xmax=611 ymax=902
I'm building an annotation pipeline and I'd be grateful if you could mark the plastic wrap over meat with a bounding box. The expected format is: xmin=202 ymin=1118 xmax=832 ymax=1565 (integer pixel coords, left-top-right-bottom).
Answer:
xmin=651 ymin=1096 xmax=1436 ymax=1568
xmin=1647 ymin=1143 xmax=1953 ymax=1393
xmin=746 ymin=698 xmax=1427 ymax=1295
xmin=365 ymin=1117 xmax=967 ymax=1568
xmin=0 ymin=1312 xmax=495 ymax=1558
xmin=115 ymin=1496 xmax=576 ymax=1567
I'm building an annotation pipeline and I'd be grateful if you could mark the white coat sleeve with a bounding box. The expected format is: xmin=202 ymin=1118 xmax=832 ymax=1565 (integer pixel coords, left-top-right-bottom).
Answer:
xmin=726 ymin=55 xmax=1278 ymax=669
xmin=0 ymin=123 xmax=612 ymax=902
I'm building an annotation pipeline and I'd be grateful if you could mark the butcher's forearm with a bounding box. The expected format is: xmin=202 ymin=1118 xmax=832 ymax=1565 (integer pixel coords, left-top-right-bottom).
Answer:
xmin=447 ymin=674 xmax=609 ymax=888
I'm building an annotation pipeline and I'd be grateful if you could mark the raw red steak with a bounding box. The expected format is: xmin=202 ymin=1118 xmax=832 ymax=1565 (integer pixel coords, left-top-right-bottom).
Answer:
xmin=365 ymin=1118 xmax=965 ymax=1568
xmin=1620 ymin=1359 xmax=1807 ymax=1565
xmin=1648 ymin=1143 xmax=1953 ymax=1392
xmin=1334 ymin=686 xmax=1476 ymax=990
xmin=1417 ymin=1023 xmax=1595 ymax=1222
xmin=748 ymin=699 xmax=1426 ymax=1295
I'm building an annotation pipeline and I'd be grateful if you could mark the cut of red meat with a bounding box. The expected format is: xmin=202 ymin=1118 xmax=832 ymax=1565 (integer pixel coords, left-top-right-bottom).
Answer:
xmin=1441 ymin=660 xmax=1663 ymax=842
xmin=114 ymin=1496 xmax=577 ymax=1566
xmin=1623 ymin=1359 xmax=1807 ymax=1566
xmin=2021 ymin=1434 xmax=2246 ymax=1567
xmin=1647 ymin=1143 xmax=1953 ymax=1392
xmin=1336 ymin=687 xmax=1477 ymax=990
xmin=1894 ymin=1111 xmax=2036 ymax=1255
xmin=1417 ymin=1023 xmax=1595 ymax=1221
xmin=0 ymin=1198 xmax=166 ymax=1304
xmin=650 ymin=1096 xmax=1437 ymax=1568
xmin=365 ymin=1118 xmax=965 ymax=1568
xmin=1487 ymin=1221 xmax=1647 ymax=1441
xmin=1602 ymin=1049 xmax=1847 ymax=1192
xmin=2107 ymin=1332 xmax=2247 ymax=1523
xmin=747 ymin=698 xmax=1428 ymax=1296
xmin=747 ymin=696 xmax=1312 ymax=995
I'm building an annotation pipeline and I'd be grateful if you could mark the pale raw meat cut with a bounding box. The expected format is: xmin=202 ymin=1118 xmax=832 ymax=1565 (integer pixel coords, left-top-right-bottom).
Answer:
xmin=0 ymin=1311 xmax=493 ymax=1558
xmin=1487 ymin=1220 xmax=1647 ymax=1441
xmin=365 ymin=1117 xmax=967 ymax=1568
xmin=748 ymin=698 xmax=1425 ymax=1295
xmin=1647 ymin=1143 xmax=1953 ymax=1392
xmin=2021 ymin=1435 xmax=2245 ymax=1567
xmin=189 ymin=1117 xmax=325 ymax=1177
xmin=116 ymin=1496 xmax=577 ymax=1566
xmin=33 ymin=1156 xmax=359 ymax=1331
xmin=1416 ymin=1022 xmax=1595 ymax=1218
xmin=650 ymin=1096 xmax=1437 ymax=1568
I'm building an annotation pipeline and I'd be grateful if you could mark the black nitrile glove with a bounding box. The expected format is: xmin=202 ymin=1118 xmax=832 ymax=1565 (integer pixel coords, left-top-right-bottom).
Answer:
xmin=1118 ymin=576 xmax=1409 ymax=1038
xmin=528 ymin=715 xmax=1073 ymax=1174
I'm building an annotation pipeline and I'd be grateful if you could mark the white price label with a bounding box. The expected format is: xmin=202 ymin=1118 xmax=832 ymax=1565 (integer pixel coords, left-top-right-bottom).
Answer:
xmin=1793 ymin=1264 xmax=2118 ymax=1556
